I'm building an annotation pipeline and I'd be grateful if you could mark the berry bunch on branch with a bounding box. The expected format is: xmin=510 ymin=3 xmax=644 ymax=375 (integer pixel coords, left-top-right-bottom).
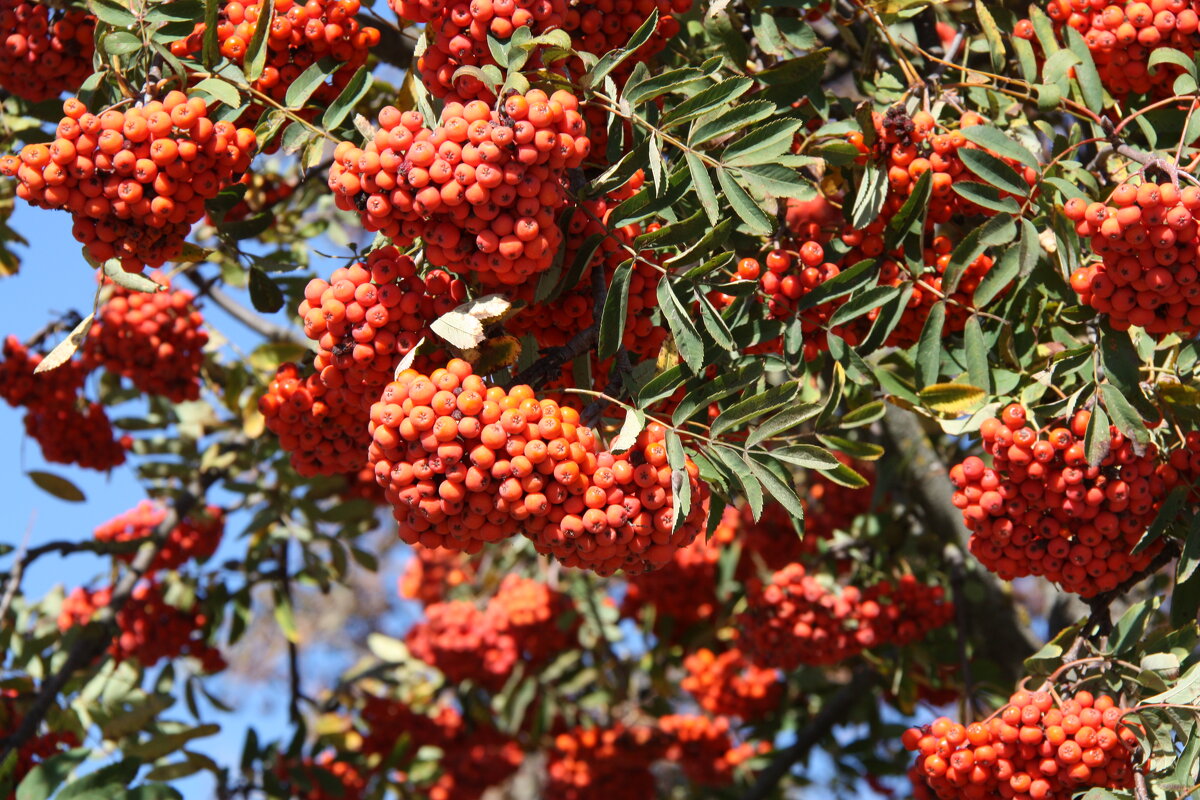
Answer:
xmin=0 ymin=94 xmax=256 ymax=273
xmin=0 ymin=0 xmax=94 ymax=102
xmin=93 ymin=500 xmax=225 ymax=573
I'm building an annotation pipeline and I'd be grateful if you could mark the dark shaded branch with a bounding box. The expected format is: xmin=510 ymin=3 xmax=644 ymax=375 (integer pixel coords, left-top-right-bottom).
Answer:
xmin=740 ymin=669 xmax=877 ymax=800
xmin=357 ymin=14 xmax=417 ymax=69
xmin=511 ymin=324 xmax=597 ymax=390
xmin=279 ymin=541 xmax=303 ymax=725
xmin=1084 ymin=541 xmax=1179 ymax=635
xmin=881 ymin=405 xmax=1041 ymax=679
xmin=185 ymin=271 xmax=302 ymax=344
xmin=0 ymin=472 xmax=221 ymax=763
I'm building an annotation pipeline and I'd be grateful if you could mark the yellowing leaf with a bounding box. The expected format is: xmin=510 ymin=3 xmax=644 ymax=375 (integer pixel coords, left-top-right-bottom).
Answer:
xmin=918 ymin=382 xmax=986 ymax=414
xmin=34 ymin=313 xmax=93 ymax=374
xmin=396 ymin=337 xmax=426 ymax=376
xmin=1158 ymin=381 xmax=1200 ymax=406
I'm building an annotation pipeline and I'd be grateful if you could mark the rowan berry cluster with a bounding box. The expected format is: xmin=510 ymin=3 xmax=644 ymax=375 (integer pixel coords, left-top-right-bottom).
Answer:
xmin=737 ymin=563 xmax=953 ymax=669
xmin=405 ymin=599 xmax=519 ymax=689
xmin=398 ymin=545 xmax=477 ymax=606
xmin=1015 ymin=0 xmax=1198 ymax=100
xmin=619 ymin=503 xmax=726 ymax=630
xmin=171 ymin=0 xmax=380 ymax=111
xmin=58 ymin=582 xmax=225 ymax=671
xmin=486 ymin=573 xmax=579 ymax=665
xmin=0 ymin=94 xmax=256 ymax=273
xmin=329 ymin=91 xmax=589 ymax=286
xmin=260 ymin=362 xmax=369 ymax=476
xmin=546 ymin=723 xmax=668 ymax=800
xmin=659 ymin=714 xmax=745 ymax=786
xmin=93 ymin=500 xmax=225 ymax=573
xmin=366 ymin=359 xmax=709 ymax=575
xmin=681 ymin=647 xmax=782 ymax=721
xmin=0 ymin=335 xmax=127 ymax=471
xmin=0 ymin=689 xmax=80 ymax=800
xmin=83 ymin=276 xmax=209 ymax=402
xmin=731 ymin=501 xmax=810 ymax=573
xmin=0 ymin=0 xmax=94 ymax=102
xmin=950 ymin=404 xmax=1171 ymax=596
xmin=218 ymin=171 xmax=295 ymax=224
xmin=1066 ymin=181 xmax=1200 ymax=336
xmin=358 ymin=694 xmax=454 ymax=758
xmin=275 ymin=752 xmax=367 ymax=800
xmin=904 ymin=689 xmax=1138 ymax=800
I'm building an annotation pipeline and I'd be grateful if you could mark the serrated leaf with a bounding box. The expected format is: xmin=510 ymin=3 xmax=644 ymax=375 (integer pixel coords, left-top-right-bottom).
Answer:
xmin=958 ymin=126 xmax=1041 ymax=171
xmin=671 ymin=363 xmax=764 ymax=426
xmin=15 ymin=749 xmax=88 ymax=800
xmin=770 ymin=444 xmax=839 ymax=469
xmin=690 ymin=101 xmax=775 ymax=145
xmin=711 ymin=382 xmax=798 ymax=436
xmin=1083 ymin=402 xmax=1111 ymax=468
xmin=56 ymin=759 xmax=141 ymax=800
xmin=685 ymin=153 xmax=720 ymax=224
xmin=664 ymin=430 xmax=692 ymax=531
xmin=918 ymin=383 xmax=985 ymax=413
xmin=656 ymin=279 xmax=706 ymax=372
xmin=712 ymin=445 xmax=763 ymax=519
xmin=583 ymin=9 xmax=660 ymax=87
xmin=816 ymin=461 xmax=869 ymax=488
xmin=827 ymin=284 xmax=901 ymax=327
xmin=89 ymin=0 xmax=135 ymax=26
xmin=662 ymin=77 xmax=754 ymax=128
xmin=610 ymin=408 xmax=646 ymax=455
xmin=722 ymin=119 xmax=805 ymax=166
xmin=884 ymin=169 xmax=931 ymax=251
xmin=963 ymin=316 xmax=991 ymax=394
xmin=716 ymin=168 xmax=773 ymax=234
xmin=849 ymin=163 xmax=886 ymax=229
xmin=952 ymin=181 xmax=1022 ymax=214
xmin=431 ymin=311 xmax=485 ymax=348
xmin=284 ymin=60 xmax=336 ymax=109
xmin=959 ymin=148 xmax=1029 ymax=197
xmin=103 ymin=30 xmax=143 ymax=55
xmin=102 ymin=259 xmax=163 ymax=293
xmin=747 ymin=454 xmax=805 ymax=522
xmin=943 ymin=214 xmax=1016 ymax=295
xmin=795 ymin=258 xmax=877 ymax=311
xmin=322 ymin=66 xmax=371 ymax=130
xmin=192 ymin=77 xmax=241 ymax=109
xmin=598 ymin=262 xmax=632 ymax=360
xmin=274 ymin=596 xmax=298 ymax=643
xmin=1100 ymin=383 xmax=1150 ymax=445
xmin=124 ymin=725 xmax=221 ymax=761
xmin=243 ymin=0 xmax=274 ymax=81
xmin=916 ymin=301 xmax=945 ymax=389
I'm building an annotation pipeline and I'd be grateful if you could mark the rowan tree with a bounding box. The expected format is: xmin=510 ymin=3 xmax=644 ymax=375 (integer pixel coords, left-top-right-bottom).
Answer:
xmin=1 ymin=0 xmax=1200 ymax=797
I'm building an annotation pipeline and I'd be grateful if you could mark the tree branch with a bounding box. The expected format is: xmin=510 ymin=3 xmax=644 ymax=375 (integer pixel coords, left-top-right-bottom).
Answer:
xmin=184 ymin=271 xmax=302 ymax=344
xmin=880 ymin=405 xmax=1041 ymax=679
xmin=0 ymin=473 xmax=221 ymax=763
xmin=740 ymin=668 xmax=877 ymax=800
xmin=279 ymin=540 xmax=303 ymax=725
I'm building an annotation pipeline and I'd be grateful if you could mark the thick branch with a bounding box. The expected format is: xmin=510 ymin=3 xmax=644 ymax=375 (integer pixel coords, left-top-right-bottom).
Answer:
xmin=0 ymin=474 xmax=220 ymax=763
xmin=880 ymin=405 xmax=1041 ymax=678
xmin=511 ymin=324 xmax=597 ymax=389
xmin=740 ymin=669 xmax=877 ymax=800
xmin=185 ymin=271 xmax=302 ymax=344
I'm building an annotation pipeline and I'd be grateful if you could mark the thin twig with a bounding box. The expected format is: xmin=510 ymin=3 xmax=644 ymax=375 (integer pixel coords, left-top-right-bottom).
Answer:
xmin=184 ymin=270 xmax=302 ymax=344
xmin=279 ymin=541 xmax=303 ymax=725
xmin=0 ymin=513 xmax=35 ymax=622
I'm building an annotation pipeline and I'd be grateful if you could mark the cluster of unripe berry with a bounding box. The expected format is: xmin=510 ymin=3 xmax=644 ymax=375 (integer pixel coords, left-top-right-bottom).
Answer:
xmin=405 ymin=573 xmax=577 ymax=688
xmin=0 ymin=688 xmax=81 ymax=797
xmin=83 ymin=276 xmax=209 ymax=402
xmin=950 ymin=404 xmax=1171 ymax=596
xmin=57 ymin=582 xmax=225 ymax=671
xmin=398 ymin=546 xmax=477 ymax=606
xmin=904 ymin=689 xmax=1138 ymax=799
xmin=0 ymin=95 xmax=256 ymax=273
xmin=329 ymin=91 xmax=590 ymax=286
xmin=171 ymin=0 xmax=380 ymax=113
xmin=1015 ymin=0 xmax=1199 ymax=100
xmin=93 ymin=501 xmax=225 ymax=574
xmin=1066 ymin=181 xmax=1200 ymax=336
xmin=367 ymin=359 xmax=709 ymax=575
xmin=0 ymin=0 xmax=94 ymax=102
xmin=737 ymin=563 xmax=953 ymax=669
xmin=260 ymin=247 xmax=462 ymax=477
xmin=681 ymin=647 xmax=782 ymax=721
xmin=0 ymin=335 xmax=128 ymax=471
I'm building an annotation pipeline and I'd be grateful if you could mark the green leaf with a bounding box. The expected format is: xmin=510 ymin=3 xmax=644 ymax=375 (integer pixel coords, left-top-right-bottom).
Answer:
xmin=723 ymin=119 xmax=805 ymax=166
xmin=1132 ymin=485 xmax=1187 ymax=555
xmin=1147 ymin=46 xmax=1197 ymax=79
xmin=274 ymin=595 xmax=298 ymax=643
xmin=662 ymin=77 xmax=754 ymax=128
xmin=958 ymin=126 xmax=1041 ymax=171
xmin=248 ymin=267 xmax=284 ymax=313
xmin=624 ymin=66 xmax=706 ymax=106
xmin=664 ymin=430 xmax=692 ymax=531
xmin=849 ymin=163 xmax=887 ymax=229
xmin=56 ymin=759 xmax=141 ymax=800
xmin=713 ymin=445 xmax=764 ymax=519
xmin=711 ymin=382 xmax=799 ymax=437
xmin=28 ymin=470 xmax=85 ymax=502
xmin=694 ymin=290 xmax=735 ymax=349
xmin=201 ymin=0 xmax=220 ymax=66
xmin=1177 ymin=512 xmax=1200 ymax=584
xmin=816 ymin=461 xmax=869 ymax=488
xmin=656 ymin=278 xmax=706 ymax=372
xmin=716 ymin=168 xmax=773 ymax=234
xmin=671 ymin=363 xmax=764 ymax=425
xmin=1100 ymin=383 xmax=1150 ymax=445
xmin=598 ymin=260 xmax=632 ymax=361
xmin=322 ymin=66 xmax=371 ymax=130
xmin=963 ymin=316 xmax=991 ymax=395
xmin=975 ymin=0 xmax=1006 ymax=71
xmin=192 ymin=77 xmax=241 ymax=109
xmin=827 ymin=284 xmax=901 ymax=327
xmin=16 ymin=749 xmax=88 ymax=800
xmin=1108 ymin=597 xmax=1161 ymax=656
xmin=243 ymin=0 xmax=274 ymax=80
xmin=686 ymin=152 xmax=720 ymax=224
xmin=690 ymin=101 xmax=775 ymax=145
xmin=795 ymin=258 xmax=878 ymax=311
xmin=915 ymin=301 xmax=945 ymax=389
xmin=769 ymin=444 xmax=839 ymax=469
xmin=284 ymin=60 xmax=337 ymax=109
xmin=124 ymin=725 xmax=221 ymax=761
xmin=89 ymin=0 xmax=136 ymax=26
xmin=636 ymin=364 xmax=687 ymax=406
xmin=841 ymin=400 xmax=885 ymax=428
xmin=746 ymin=402 xmax=823 ymax=447
xmin=943 ymin=214 xmax=1016 ymax=295
xmin=747 ymin=454 xmax=806 ymax=523
xmin=884 ymin=169 xmax=931 ymax=251
xmin=102 ymin=258 xmax=163 ymax=293
xmin=102 ymin=31 xmax=143 ymax=55
xmin=815 ymin=434 xmax=884 ymax=461
xmin=583 ymin=9 xmax=660 ymax=88
xmin=1083 ymin=402 xmax=1111 ymax=468
xmin=1062 ymin=27 xmax=1104 ymax=111
xmin=958 ymin=148 xmax=1029 ymax=197
xmin=952 ymin=181 xmax=1021 ymax=214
